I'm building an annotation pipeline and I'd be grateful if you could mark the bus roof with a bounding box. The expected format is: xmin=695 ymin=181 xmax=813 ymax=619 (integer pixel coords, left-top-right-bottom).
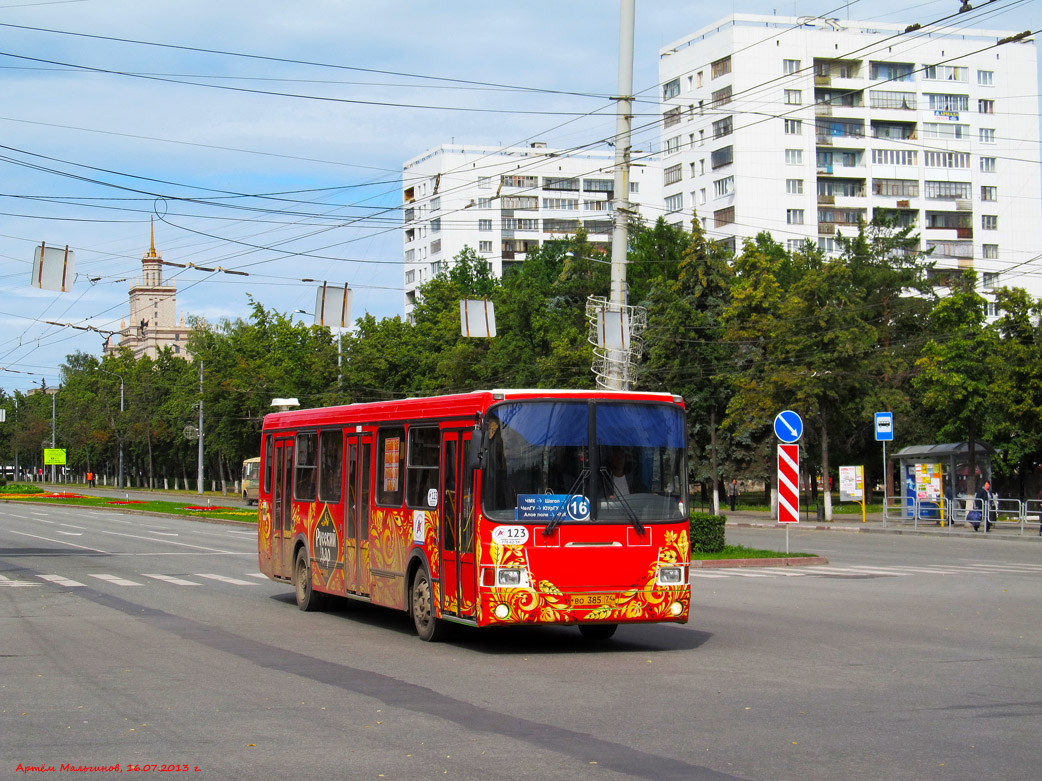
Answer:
xmin=262 ymin=389 xmax=683 ymax=432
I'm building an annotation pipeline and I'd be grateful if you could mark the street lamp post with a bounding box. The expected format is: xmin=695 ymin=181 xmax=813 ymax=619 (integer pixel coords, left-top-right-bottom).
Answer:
xmin=97 ymin=368 xmax=125 ymax=489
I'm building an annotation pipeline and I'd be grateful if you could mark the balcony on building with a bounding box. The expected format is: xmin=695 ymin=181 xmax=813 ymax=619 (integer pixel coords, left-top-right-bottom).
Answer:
xmin=814 ymin=58 xmax=864 ymax=88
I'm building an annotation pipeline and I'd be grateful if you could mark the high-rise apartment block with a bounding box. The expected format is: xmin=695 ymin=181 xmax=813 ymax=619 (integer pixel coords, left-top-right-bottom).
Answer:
xmin=401 ymin=144 xmax=661 ymax=315
xmin=659 ymin=14 xmax=1041 ymax=300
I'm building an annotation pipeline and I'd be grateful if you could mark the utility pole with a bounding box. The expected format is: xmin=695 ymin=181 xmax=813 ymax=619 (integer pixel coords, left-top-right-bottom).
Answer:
xmin=608 ymin=0 xmax=636 ymax=389
xmin=197 ymin=361 xmax=204 ymax=495
xmin=50 ymin=389 xmax=56 ymax=483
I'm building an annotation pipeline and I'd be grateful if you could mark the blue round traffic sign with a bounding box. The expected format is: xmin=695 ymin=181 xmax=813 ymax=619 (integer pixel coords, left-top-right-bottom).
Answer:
xmin=774 ymin=410 xmax=804 ymax=443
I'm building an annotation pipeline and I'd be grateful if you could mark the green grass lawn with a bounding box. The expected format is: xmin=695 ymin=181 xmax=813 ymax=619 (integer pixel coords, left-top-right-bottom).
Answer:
xmin=693 ymin=544 xmax=817 ymax=560
xmin=1 ymin=487 xmax=256 ymax=524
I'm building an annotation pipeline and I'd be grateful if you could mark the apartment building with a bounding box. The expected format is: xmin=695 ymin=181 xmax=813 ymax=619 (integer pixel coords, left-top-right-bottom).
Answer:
xmin=400 ymin=143 xmax=661 ymax=315
xmin=659 ymin=14 xmax=1041 ymax=301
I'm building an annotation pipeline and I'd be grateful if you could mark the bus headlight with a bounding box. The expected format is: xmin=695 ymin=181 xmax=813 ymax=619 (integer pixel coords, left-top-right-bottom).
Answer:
xmin=494 ymin=603 xmax=511 ymax=619
xmin=657 ymin=566 xmax=683 ymax=585
xmin=496 ymin=568 xmax=524 ymax=587
xmin=669 ymin=601 xmax=684 ymax=616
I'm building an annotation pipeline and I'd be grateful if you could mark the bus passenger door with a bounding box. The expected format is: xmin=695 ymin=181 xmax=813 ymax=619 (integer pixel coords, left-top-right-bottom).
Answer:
xmin=273 ymin=439 xmax=294 ymax=580
xmin=440 ymin=430 xmax=476 ymax=620
xmin=343 ymin=434 xmax=373 ymax=597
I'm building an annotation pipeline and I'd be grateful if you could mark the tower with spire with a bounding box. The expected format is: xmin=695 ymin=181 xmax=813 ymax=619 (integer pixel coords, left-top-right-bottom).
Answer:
xmin=104 ymin=223 xmax=193 ymax=360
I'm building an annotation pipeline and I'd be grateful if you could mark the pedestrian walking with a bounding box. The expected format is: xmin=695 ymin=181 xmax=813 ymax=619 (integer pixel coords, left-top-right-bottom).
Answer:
xmin=972 ymin=480 xmax=993 ymax=532
xmin=728 ymin=479 xmax=739 ymax=511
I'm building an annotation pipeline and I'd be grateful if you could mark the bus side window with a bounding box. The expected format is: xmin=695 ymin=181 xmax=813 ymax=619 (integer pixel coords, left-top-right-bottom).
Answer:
xmin=406 ymin=427 xmax=440 ymax=509
xmin=318 ymin=429 xmax=343 ymax=504
xmin=262 ymin=435 xmax=273 ymax=494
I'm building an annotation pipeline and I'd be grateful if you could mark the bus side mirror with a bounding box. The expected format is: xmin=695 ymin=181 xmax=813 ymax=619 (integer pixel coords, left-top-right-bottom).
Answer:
xmin=468 ymin=426 xmax=486 ymax=472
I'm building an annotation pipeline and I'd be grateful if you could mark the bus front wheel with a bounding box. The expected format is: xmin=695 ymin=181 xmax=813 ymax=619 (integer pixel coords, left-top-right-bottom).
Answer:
xmin=578 ymin=623 xmax=618 ymax=641
xmin=411 ymin=567 xmax=448 ymax=642
xmin=294 ymin=547 xmax=324 ymax=612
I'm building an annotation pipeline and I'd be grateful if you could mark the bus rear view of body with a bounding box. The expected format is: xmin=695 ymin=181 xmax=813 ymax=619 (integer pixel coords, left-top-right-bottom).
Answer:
xmin=257 ymin=389 xmax=690 ymax=641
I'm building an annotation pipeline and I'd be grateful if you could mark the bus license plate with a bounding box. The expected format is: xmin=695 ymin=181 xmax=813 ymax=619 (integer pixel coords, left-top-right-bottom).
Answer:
xmin=571 ymin=594 xmax=614 ymax=608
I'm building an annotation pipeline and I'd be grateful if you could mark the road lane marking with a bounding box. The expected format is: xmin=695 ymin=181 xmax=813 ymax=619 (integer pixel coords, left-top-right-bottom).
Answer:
xmin=93 ymin=528 xmax=240 ymax=553
xmin=194 ymin=573 xmax=258 ymax=586
xmin=88 ymin=573 xmax=143 ymax=586
xmin=246 ymin=573 xmax=269 ymax=579
xmin=688 ymin=572 xmax=730 ymax=578
xmin=0 ymin=574 xmax=39 ymax=588
xmin=59 ymin=524 xmax=87 ymax=530
xmin=142 ymin=574 xmax=202 ymax=586
xmin=37 ymin=574 xmax=86 ymax=587
xmin=56 ymin=531 xmax=83 ymax=536
xmin=9 ymin=530 xmax=109 ymax=553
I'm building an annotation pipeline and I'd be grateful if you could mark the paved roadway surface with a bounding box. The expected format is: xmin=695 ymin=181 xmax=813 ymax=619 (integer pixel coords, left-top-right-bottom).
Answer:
xmin=1 ymin=502 xmax=1040 ymax=780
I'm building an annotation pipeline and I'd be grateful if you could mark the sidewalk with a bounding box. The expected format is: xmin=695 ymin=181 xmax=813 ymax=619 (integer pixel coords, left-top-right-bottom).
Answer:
xmin=724 ymin=508 xmax=1042 ymax=539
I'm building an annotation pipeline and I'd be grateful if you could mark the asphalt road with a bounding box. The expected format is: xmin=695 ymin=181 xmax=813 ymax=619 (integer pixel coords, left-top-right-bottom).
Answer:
xmin=1 ymin=506 xmax=1040 ymax=780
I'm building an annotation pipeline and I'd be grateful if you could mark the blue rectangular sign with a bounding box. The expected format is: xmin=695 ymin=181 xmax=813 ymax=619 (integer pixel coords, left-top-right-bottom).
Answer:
xmin=874 ymin=412 xmax=894 ymax=441
xmin=516 ymin=494 xmax=567 ymax=521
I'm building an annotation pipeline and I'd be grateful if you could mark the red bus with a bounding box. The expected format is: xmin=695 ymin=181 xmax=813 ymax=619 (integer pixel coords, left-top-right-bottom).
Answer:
xmin=257 ymin=389 xmax=690 ymax=641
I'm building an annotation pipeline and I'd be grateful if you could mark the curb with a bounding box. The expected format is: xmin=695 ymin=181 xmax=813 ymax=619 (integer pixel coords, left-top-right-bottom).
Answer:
xmin=1 ymin=497 xmax=255 ymax=528
xmin=691 ymin=556 xmax=829 ymax=569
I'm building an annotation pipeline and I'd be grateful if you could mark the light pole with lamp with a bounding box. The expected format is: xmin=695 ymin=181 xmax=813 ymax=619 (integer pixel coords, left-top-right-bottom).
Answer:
xmin=97 ymin=368 xmax=125 ymax=489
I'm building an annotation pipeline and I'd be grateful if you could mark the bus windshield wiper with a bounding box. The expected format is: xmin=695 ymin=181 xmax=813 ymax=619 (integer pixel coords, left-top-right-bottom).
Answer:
xmin=543 ymin=468 xmax=588 ymax=537
xmin=599 ymin=468 xmax=645 ymax=536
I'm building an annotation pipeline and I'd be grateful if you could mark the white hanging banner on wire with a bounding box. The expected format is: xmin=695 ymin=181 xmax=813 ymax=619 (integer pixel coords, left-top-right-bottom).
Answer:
xmin=460 ymin=299 xmax=496 ymax=338
xmin=594 ymin=307 xmax=630 ymax=350
xmin=315 ymin=284 xmax=352 ymax=328
xmin=31 ymin=243 xmax=75 ymax=292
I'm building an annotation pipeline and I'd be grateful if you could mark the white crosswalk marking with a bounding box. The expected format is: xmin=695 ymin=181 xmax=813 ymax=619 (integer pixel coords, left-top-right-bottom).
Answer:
xmin=88 ymin=573 xmax=143 ymax=587
xmin=37 ymin=574 xmax=86 ymax=587
xmin=0 ymin=574 xmax=39 ymax=588
xmin=194 ymin=573 xmax=258 ymax=586
xmin=141 ymin=574 xmax=201 ymax=586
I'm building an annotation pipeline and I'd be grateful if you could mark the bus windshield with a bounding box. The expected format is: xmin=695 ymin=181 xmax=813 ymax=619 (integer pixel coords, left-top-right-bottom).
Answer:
xmin=483 ymin=400 xmax=686 ymax=523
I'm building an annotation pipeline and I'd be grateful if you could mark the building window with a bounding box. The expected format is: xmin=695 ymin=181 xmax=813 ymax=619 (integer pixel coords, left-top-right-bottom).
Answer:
xmin=977 ymin=70 xmax=994 ymax=86
xmin=714 ymin=176 xmax=734 ymax=197
xmin=501 ymin=196 xmax=538 ymax=210
xmin=785 ymin=148 xmax=803 ymax=165
xmin=478 ymin=241 xmax=492 ymax=253
xmin=503 ymin=217 xmax=539 ymax=231
xmin=923 ymin=65 xmax=967 ymax=82
xmin=926 ymin=93 xmax=969 ymax=112
xmin=629 ymin=182 xmax=640 ymax=194
xmin=869 ymin=90 xmax=916 ymax=109
xmin=430 ymin=217 xmax=441 ymax=233
xmin=713 ymin=206 xmax=735 ymax=227
xmin=711 ymin=85 xmax=732 ymax=107
xmin=698 ymin=188 xmax=707 ymax=205
xmin=982 ymin=272 xmax=1000 ymax=289
xmin=404 ymin=249 xmax=415 ymax=264
xmin=786 ymin=179 xmax=804 ymax=195
xmin=873 ymin=178 xmax=918 ymax=197
xmin=430 ymin=239 xmax=441 ymax=255
xmin=818 ymin=236 xmax=838 ymax=254
xmin=712 ymin=116 xmax=733 ymax=139
xmin=405 ymin=269 xmax=415 ymax=284
xmin=784 ymin=119 xmax=802 ymax=135
xmin=711 ymin=146 xmax=734 ymax=169
xmin=478 ymin=176 xmax=491 ymax=189
xmin=924 ymin=181 xmax=971 ymax=200
xmin=982 ymin=245 xmax=999 ymax=260
xmin=870 ymin=61 xmax=914 ymax=82
xmin=542 ymin=198 xmax=578 ymax=210
xmin=922 ymin=122 xmax=969 ymax=139
xmin=786 ymin=209 xmax=804 ymax=225
xmin=663 ymin=107 xmax=682 ymax=128
xmin=783 ymin=59 xmax=800 ymax=74
xmin=980 ymin=157 xmax=996 ymax=173
xmin=477 ymin=197 xmax=491 ymax=209
xmin=478 ymin=219 xmax=492 ymax=231
xmin=541 ymin=177 xmax=578 ymax=191
xmin=981 ymin=215 xmax=998 ymax=231
xmin=584 ymin=179 xmax=613 ymax=192
xmin=980 ymin=186 xmax=997 ymax=202
xmin=711 ymin=56 xmax=732 ymax=79
xmin=665 ymin=193 xmax=683 ymax=214
xmin=786 ymin=239 xmax=805 ymax=252
xmin=923 ymin=151 xmax=969 ymax=169
xmin=664 ymin=164 xmax=683 ymax=186
xmin=784 ymin=89 xmax=802 ymax=105
xmin=978 ymin=98 xmax=994 ymax=114
xmin=665 ymin=135 xmax=681 ymax=154
xmin=663 ymin=79 xmax=680 ymax=99
xmin=502 ymin=175 xmax=538 ymax=188
xmin=696 ymin=70 xmax=703 ymax=88
xmin=979 ymin=128 xmax=995 ymax=144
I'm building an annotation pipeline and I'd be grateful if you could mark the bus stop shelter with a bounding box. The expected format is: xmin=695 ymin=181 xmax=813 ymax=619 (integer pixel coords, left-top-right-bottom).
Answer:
xmin=892 ymin=442 xmax=995 ymax=515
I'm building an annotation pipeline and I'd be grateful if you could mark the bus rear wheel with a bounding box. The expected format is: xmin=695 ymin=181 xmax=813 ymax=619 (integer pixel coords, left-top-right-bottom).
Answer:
xmin=411 ymin=567 xmax=449 ymax=642
xmin=294 ymin=547 xmax=324 ymax=612
xmin=578 ymin=623 xmax=618 ymax=641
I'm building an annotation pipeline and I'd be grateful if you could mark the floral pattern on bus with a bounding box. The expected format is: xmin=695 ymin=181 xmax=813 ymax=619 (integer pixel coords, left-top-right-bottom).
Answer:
xmin=483 ymin=530 xmax=690 ymax=625
xmin=367 ymin=507 xmax=410 ymax=608
xmin=486 ymin=542 xmax=571 ymax=624
xmin=258 ymin=500 xmax=272 ymax=558
xmin=583 ymin=530 xmax=690 ymax=622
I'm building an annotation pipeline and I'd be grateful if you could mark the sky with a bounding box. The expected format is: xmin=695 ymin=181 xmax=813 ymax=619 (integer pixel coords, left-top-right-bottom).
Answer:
xmin=0 ymin=0 xmax=1038 ymax=393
